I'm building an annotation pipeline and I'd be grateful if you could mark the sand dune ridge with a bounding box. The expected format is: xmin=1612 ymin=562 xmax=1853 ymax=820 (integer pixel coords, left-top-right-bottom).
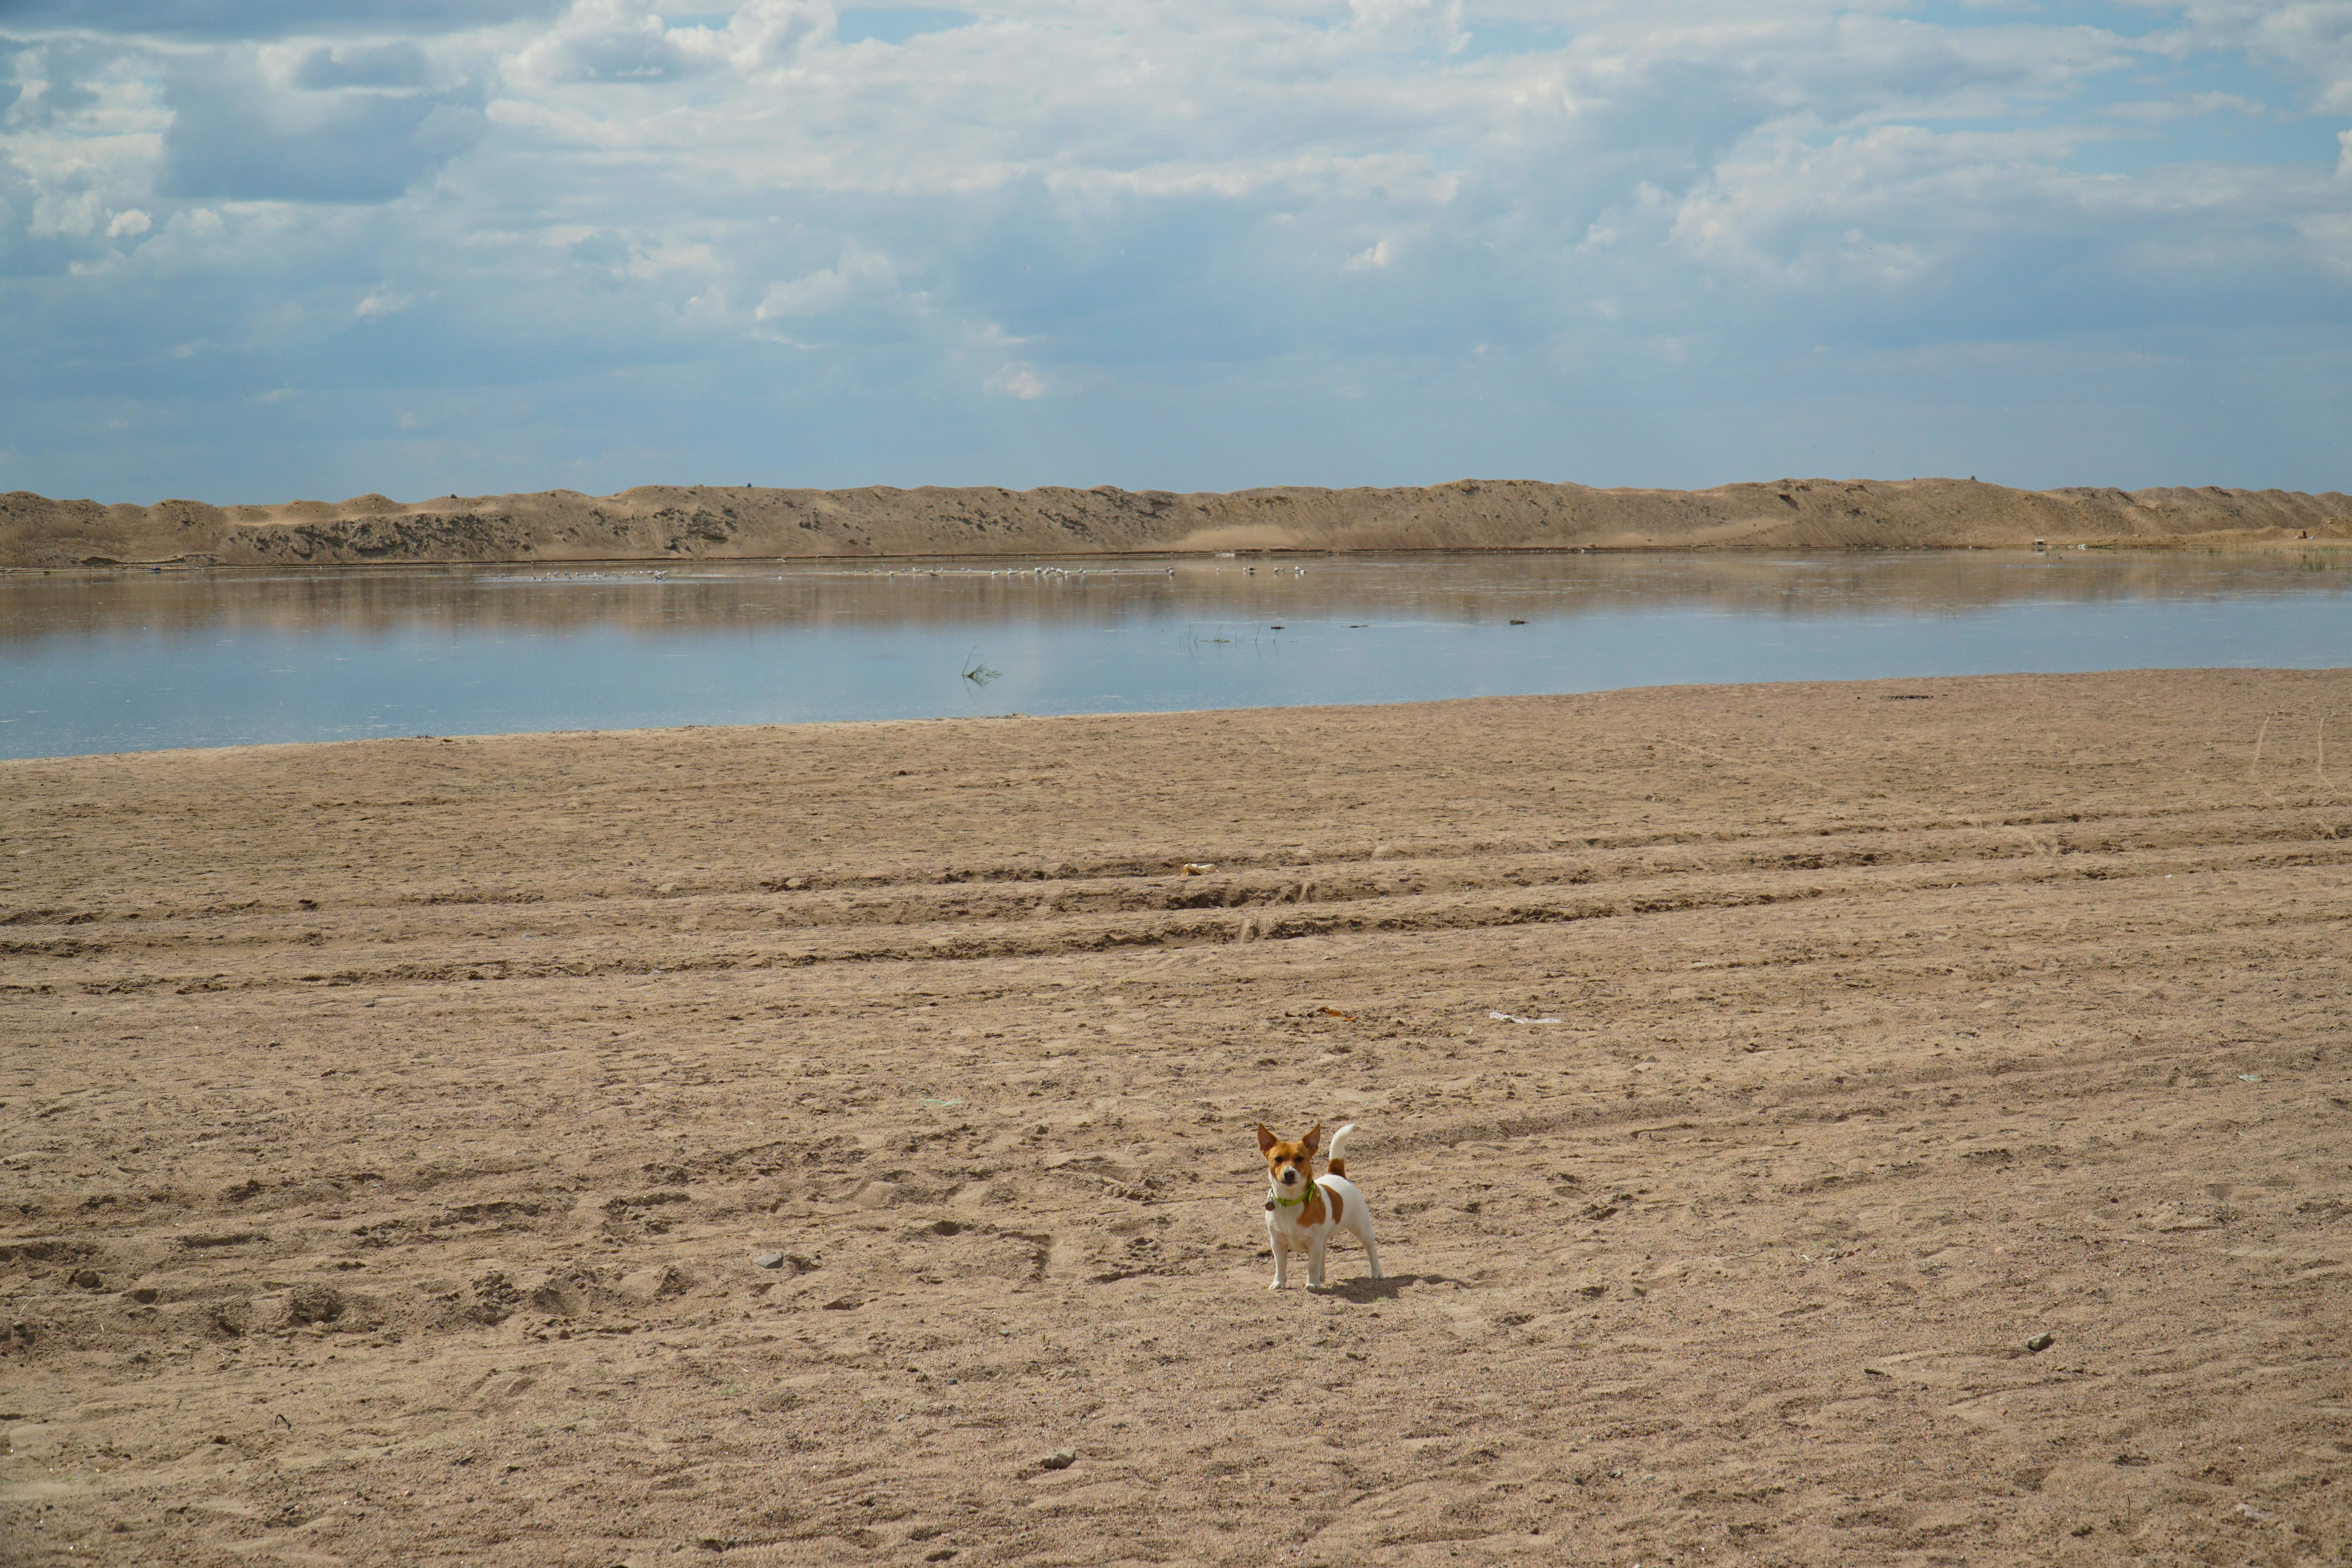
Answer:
xmin=6 ymin=477 xmax=2349 ymax=568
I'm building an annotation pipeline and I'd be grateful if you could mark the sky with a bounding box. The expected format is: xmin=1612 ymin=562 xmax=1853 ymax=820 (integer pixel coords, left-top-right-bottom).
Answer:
xmin=2 ymin=1 xmax=2348 ymax=503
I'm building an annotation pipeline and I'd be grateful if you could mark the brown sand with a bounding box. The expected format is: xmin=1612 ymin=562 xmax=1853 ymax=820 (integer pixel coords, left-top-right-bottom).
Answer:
xmin=4 ymin=669 xmax=2349 ymax=1566
xmin=6 ymin=477 xmax=2350 ymax=568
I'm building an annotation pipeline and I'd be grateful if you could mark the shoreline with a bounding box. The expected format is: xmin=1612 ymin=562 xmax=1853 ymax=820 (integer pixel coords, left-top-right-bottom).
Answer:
xmin=10 ymin=535 xmax=2349 ymax=576
xmin=7 ymin=664 xmax=2342 ymax=769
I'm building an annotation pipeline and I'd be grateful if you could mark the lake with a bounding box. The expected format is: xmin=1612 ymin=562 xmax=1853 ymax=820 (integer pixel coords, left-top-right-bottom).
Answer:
xmin=4 ymin=550 xmax=2348 ymax=760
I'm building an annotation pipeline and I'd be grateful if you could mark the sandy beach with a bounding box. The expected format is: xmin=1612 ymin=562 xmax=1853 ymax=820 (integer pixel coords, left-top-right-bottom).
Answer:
xmin=4 ymin=668 xmax=2348 ymax=1566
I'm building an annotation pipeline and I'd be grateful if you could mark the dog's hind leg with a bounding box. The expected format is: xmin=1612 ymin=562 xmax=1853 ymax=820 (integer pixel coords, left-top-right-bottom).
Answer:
xmin=1351 ymin=1212 xmax=1384 ymax=1280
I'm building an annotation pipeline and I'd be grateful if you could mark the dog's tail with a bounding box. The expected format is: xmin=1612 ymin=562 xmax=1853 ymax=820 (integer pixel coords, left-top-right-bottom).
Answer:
xmin=1325 ymin=1122 xmax=1360 ymax=1178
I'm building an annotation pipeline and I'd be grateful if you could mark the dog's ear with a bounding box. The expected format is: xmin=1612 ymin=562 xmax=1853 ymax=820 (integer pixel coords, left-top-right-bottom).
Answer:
xmin=1255 ymin=1123 xmax=1278 ymax=1154
xmin=1301 ymin=1122 xmax=1322 ymax=1156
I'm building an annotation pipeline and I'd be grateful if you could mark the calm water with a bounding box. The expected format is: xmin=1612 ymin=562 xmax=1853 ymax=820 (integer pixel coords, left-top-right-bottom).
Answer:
xmin=4 ymin=551 xmax=2349 ymax=759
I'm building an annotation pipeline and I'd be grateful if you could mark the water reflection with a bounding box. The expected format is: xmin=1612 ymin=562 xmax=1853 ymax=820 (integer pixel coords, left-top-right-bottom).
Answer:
xmin=7 ymin=550 xmax=2348 ymax=642
xmin=3 ymin=551 xmax=2347 ymax=759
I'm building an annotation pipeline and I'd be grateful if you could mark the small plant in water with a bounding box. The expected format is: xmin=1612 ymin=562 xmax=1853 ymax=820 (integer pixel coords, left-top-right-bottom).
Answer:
xmin=961 ymin=646 xmax=1002 ymax=686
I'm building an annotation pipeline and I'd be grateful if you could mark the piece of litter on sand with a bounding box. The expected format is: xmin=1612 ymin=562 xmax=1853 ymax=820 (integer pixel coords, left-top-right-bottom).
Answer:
xmin=920 ymin=1098 xmax=963 ymax=1107
xmin=751 ymin=1252 xmax=786 ymax=1269
xmin=2025 ymin=1332 xmax=2054 ymax=1352
xmin=1320 ymin=1007 xmax=1356 ymax=1021
xmin=2235 ymin=1502 xmax=2274 ymax=1524
xmin=1179 ymin=862 xmax=1216 ymax=875
xmin=1488 ymin=1010 xmax=1563 ymax=1025
xmin=2237 ymin=1073 xmax=2261 ymax=1083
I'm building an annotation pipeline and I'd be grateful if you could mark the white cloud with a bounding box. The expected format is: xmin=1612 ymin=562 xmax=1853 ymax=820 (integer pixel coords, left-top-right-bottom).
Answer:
xmin=675 ymin=0 xmax=830 ymax=74
xmin=2135 ymin=0 xmax=2352 ymax=115
xmin=507 ymin=0 xmax=826 ymax=87
xmin=355 ymin=289 xmax=414 ymax=318
xmin=625 ymin=243 xmax=716 ymax=281
xmin=983 ymin=361 xmax=1046 ymax=399
xmin=2105 ymin=91 xmax=2272 ymax=125
xmin=1347 ymin=0 xmax=1468 ymax=53
xmin=755 ymin=246 xmax=898 ymax=319
xmin=1344 ymin=238 xmax=1394 ymax=272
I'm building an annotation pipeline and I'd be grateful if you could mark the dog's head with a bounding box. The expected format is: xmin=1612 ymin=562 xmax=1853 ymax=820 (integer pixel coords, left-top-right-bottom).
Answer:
xmin=1255 ymin=1122 xmax=1321 ymax=1195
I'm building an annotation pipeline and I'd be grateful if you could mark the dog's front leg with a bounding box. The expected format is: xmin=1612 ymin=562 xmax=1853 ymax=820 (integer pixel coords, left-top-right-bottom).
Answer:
xmin=1267 ymin=1222 xmax=1289 ymax=1289
xmin=1307 ymin=1234 xmax=1328 ymax=1290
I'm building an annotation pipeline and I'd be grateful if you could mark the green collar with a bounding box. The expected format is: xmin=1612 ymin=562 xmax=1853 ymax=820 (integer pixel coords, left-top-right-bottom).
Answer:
xmin=1273 ymin=1181 xmax=1314 ymax=1209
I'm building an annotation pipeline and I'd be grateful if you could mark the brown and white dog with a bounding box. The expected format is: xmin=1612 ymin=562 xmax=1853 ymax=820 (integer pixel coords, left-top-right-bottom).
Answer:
xmin=1256 ymin=1121 xmax=1384 ymax=1290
